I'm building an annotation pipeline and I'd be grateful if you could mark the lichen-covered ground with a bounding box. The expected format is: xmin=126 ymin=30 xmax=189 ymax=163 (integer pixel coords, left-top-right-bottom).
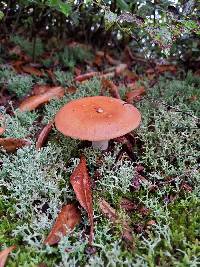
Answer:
xmin=0 ymin=37 xmax=200 ymax=266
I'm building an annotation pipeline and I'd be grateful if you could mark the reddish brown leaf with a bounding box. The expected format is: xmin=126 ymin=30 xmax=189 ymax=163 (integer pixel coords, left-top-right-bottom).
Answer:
xmin=66 ymin=86 xmax=77 ymax=94
xmin=120 ymin=198 xmax=138 ymax=212
xmin=11 ymin=60 xmax=24 ymax=73
xmin=156 ymin=64 xmax=177 ymax=74
xmin=181 ymin=182 xmax=193 ymax=192
xmin=70 ymin=156 xmax=94 ymax=244
xmin=44 ymin=204 xmax=81 ymax=246
xmin=19 ymin=86 xmax=65 ymax=111
xmin=46 ymin=69 xmax=57 ymax=85
xmin=99 ymin=198 xmax=118 ymax=222
xmin=101 ymin=79 xmax=121 ymax=99
xmin=99 ymin=198 xmax=134 ymax=247
xmin=22 ymin=65 xmax=44 ymax=77
xmin=75 ymin=71 xmax=100 ymax=82
xmin=0 ymin=245 xmax=16 ymax=267
xmin=0 ymin=138 xmax=31 ymax=152
xmin=123 ymin=70 xmax=139 ymax=83
xmin=125 ymin=86 xmax=145 ymax=103
xmin=36 ymin=121 xmax=54 ymax=150
xmin=32 ymin=84 xmax=51 ymax=95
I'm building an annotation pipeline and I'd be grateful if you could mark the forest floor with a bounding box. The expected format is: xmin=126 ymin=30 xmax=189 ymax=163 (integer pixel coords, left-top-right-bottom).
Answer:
xmin=0 ymin=36 xmax=200 ymax=267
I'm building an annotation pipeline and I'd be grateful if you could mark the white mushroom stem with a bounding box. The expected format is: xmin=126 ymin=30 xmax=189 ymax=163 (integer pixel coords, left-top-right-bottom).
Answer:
xmin=92 ymin=140 xmax=109 ymax=150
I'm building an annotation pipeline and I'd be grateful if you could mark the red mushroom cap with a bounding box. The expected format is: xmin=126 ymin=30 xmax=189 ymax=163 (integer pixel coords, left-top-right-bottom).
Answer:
xmin=55 ymin=96 xmax=141 ymax=141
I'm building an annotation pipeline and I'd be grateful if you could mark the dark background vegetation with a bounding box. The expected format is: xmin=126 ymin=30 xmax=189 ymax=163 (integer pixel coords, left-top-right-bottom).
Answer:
xmin=0 ymin=0 xmax=199 ymax=69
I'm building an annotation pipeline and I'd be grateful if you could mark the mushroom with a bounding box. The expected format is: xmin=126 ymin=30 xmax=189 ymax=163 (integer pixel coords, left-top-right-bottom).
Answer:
xmin=55 ymin=96 xmax=141 ymax=150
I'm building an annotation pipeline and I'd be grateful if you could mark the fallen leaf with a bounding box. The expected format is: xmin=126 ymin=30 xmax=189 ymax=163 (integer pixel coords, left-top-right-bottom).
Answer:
xmin=0 ymin=138 xmax=31 ymax=152
xmin=99 ymin=198 xmax=118 ymax=221
xmin=99 ymin=198 xmax=134 ymax=247
xmin=75 ymin=71 xmax=100 ymax=82
xmin=19 ymin=86 xmax=65 ymax=111
xmin=36 ymin=121 xmax=54 ymax=150
xmin=70 ymin=156 xmax=94 ymax=244
xmin=120 ymin=198 xmax=138 ymax=212
xmin=156 ymin=64 xmax=177 ymax=74
xmin=181 ymin=182 xmax=193 ymax=192
xmin=46 ymin=69 xmax=57 ymax=85
xmin=22 ymin=65 xmax=44 ymax=76
xmin=44 ymin=204 xmax=81 ymax=246
xmin=11 ymin=60 xmax=24 ymax=73
xmin=0 ymin=245 xmax=16 ymax=267
xmin=32 ymin=84 xmax=50 ymax=95
xmin=125 ymin=86 xmax=145 ymax=103
xmin=66 ymin=86 xmax=77 ymax=94
xmin=101 ymin=79 xmax=121 ymax=99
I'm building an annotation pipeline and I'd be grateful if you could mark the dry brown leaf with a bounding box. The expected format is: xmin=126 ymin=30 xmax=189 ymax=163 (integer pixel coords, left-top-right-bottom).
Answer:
xmin=66 ymin=86 xmax=77 ymax=94
xmin=156 ymin=64 xmax=177 ymax=74
xmin=0 ymin=138 xmax=31 ymax=152
xmin=36 ymin=121 xmax=54 ymax=150
xmin=70 ymin=156 xmax=94 ymax=244
xmin=19 ymin=86 xmax=65 ymax=111
xmin=99 ymin=198 xmax=134 ymax=247
xmin=46 ymin=69 xmax=57 ymax=85
xmin=101 ymin=79 xmax=121 ymax=99
xmin=75 ymin=71 xmax=100 ymax=82
xmin=32 ymin=84 xmax=50 ymax=95
xmin=0 ymin=245 xmax=16 ymax=267
xmin=99 ymin=198 xmax=118 ymax=221
xmin=120 ymin=198 xmax=138 ymax=212
xmin=44 ymin=204 xmax=81 ymax=245
xmin=22 ymin=65 xmax=44 ymax=76
xmin=125 ymin=86 xmax=145 ymax=103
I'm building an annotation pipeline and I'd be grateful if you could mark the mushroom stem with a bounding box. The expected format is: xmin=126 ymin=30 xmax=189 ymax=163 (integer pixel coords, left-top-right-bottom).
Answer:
xmin=92 ymin=140 xmax=109 ymax=150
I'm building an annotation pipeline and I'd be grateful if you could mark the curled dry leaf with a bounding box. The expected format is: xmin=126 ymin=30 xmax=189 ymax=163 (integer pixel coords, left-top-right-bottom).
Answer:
xmin=22 ymin=65 xmax=44 ymax=77
xmin=70 ymin=156 xmax=94 ymax=244
xmin=120 ymin=198 xmax=138 ymax=212
xmin=44 ymin=204 xmax=81 ymax=246
xmin=101 ymin=79 xmax=121 ymax=99
xmin=19 ymin=86 xmax=65 ymax=111
xmin=0 ymin=245 xmax=16 ymax=267
xmin=66 ymin=86 xmax=77 ymax=94
xmin=99 ymin=198 xmax=134 ymax=247
xmin=36 ymin=121 xmax=54 ymax=150
xmin=0 ymin=138 xmax=31 ymax=152
xmin=156 ymin=64 xmax=177 ymax=74
xmin=32 ymin=84 xmax=51 ymax=95
xmin=75 ymin=71 xmax=100 ymax=82
xmin=125 ymin=86 xmax=145 ymax=103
